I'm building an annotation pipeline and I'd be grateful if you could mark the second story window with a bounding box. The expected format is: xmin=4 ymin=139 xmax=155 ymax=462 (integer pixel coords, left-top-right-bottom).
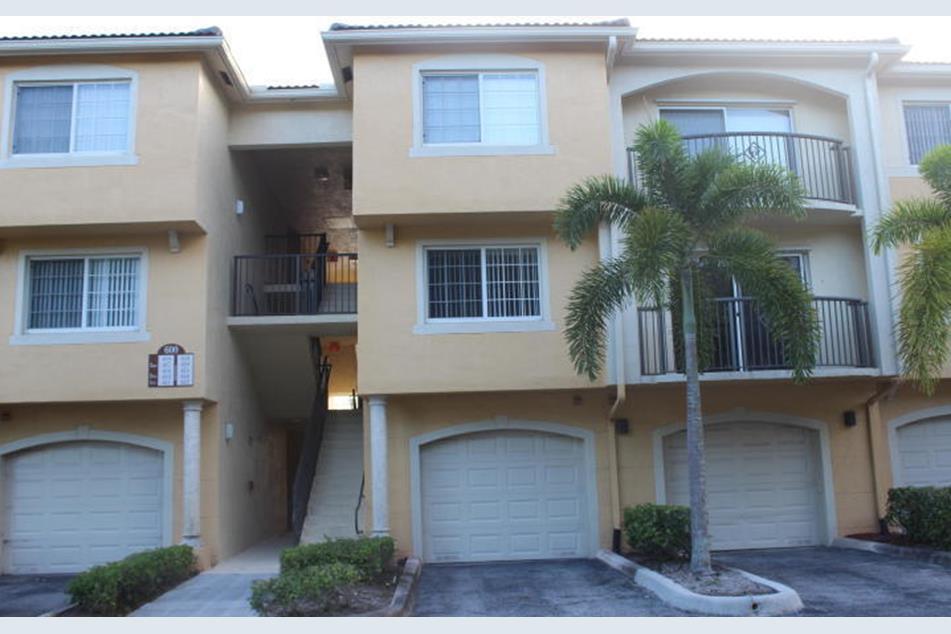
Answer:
xmin=904 ymin=103 xmax=951 ymax=165
xmin=26 ymin=254 xmax=141 ymax=331
xmin=422 ymin=72 xmax=541 ymax=147
xmin=12 ymin=81 xmax=131 ymax=155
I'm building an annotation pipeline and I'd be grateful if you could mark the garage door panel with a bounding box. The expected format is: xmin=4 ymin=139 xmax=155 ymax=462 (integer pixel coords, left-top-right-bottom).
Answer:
xmin=897 ymin=417 xmax=951 ymax=486
xmin=3 ymin=441 xmax=165 ymax=574
xmin=420 ymin=429 xmax=589 ymax=563
xmin=664 ymin=423 xmax=823 ymax=550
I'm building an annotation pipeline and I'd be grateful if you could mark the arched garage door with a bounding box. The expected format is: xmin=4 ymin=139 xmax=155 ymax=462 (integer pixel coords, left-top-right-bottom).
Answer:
xmin=663 ymin=422 xmax=824 ymax=550
xmin=895 ymin=417 xmax=951 ymax=487
xmin=419 ymin=429 xmax=591 ymax=563
xmin=2 ymin=441 xmax=165 ymax=574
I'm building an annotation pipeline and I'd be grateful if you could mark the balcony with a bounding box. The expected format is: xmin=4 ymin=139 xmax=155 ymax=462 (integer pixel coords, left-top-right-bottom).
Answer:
xmin=637 ymin=296 xmax=874 ymax=378
xmin=627 ymin=132 xmax=856 ymax=206
xmin=232 ymin=252 xmax=357 ymax=317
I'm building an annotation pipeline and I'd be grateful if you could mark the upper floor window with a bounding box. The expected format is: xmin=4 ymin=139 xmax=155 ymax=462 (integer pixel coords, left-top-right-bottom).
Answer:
xmin=13 ymin=82 xmax=131 ymax=155
xmin=904 ymin=103 xmax=951 ymax=165
xmin=411 ymin=56 xmax=553 ymax=158
xmin=1 ymin=65 xmax=138 ymax=168
xmin=415 ymin=241 xmax=554 ymax=334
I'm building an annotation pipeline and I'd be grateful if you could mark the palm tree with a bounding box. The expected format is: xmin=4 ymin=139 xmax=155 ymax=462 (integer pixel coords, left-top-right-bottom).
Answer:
xmin=872 ymin=144 xmax=951 ymax=395
xmin=554 ymin=120 xmax=820 ymax=574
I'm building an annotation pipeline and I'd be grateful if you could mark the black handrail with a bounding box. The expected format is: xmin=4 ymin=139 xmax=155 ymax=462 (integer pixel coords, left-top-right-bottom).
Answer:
xmin=232 ymin=252 xmax=358 ymax=316
xmin=627 ymin=131 xmax=856 ymax=205
xmin=291 ymin=340 xmax=333 ymax=538
xmin=354 ymin=474 xmax=365 ymax=536
xmin=638 ymin=296 xmax=874 ymax=376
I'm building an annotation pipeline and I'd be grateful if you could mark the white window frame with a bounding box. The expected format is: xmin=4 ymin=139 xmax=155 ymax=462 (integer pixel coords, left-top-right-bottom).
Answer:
xmin=900 ymin=100 xmax=951 ymax=167
xmin=414 ymin=238 xmax=555 ymax=335
xmin=410 ymin=55 xmax=554 ymax=158
xmin=1 ymin=64 xmax=139 ymax=169
xmin=10 ymin=247 xmax=150 ymax=346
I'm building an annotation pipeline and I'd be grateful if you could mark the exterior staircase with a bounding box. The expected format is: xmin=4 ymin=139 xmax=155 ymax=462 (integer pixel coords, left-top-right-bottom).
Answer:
xmin=300 ymin=409 xmax=365 ymax=543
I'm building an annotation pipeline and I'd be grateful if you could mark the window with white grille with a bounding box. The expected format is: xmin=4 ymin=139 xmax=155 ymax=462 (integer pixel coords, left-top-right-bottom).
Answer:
xmin=421 ymin=71 xmax=541 ymax=146
xmin=904 ymin=103 xmax=951 ymax=165
xmin=425 ymin=245 xmax=542 ymax=321
xmin=12 ymin=81 xmax=131 ymax=155
xmin=26 ymin=255 xmax=141 ymax=331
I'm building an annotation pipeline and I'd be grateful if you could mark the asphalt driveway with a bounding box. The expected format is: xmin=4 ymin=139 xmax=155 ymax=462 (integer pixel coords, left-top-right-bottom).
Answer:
xmin=718 ymin=546 xmax=951 ymax=616
xmin=0 ymin=575 xmax=74 ymax=617
xmin=412 ymin=559 xmax=687 ymax=616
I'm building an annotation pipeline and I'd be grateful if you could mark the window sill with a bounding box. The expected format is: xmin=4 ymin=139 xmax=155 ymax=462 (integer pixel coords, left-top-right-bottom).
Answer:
xmin=409 ymin=144 xmax=556 ymax=158
xmin=0 ymin=153 xmax=139 ymax=169
xmin=413 ymin=320 xmax=555 ymax=335
xmin=9 ymin=330 xmax=151 ymax=346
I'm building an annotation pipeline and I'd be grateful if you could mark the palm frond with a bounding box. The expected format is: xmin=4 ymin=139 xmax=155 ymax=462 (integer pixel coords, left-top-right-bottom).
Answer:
xmin=620 ymin=207 xmax=691 ymax=306
xmin=632 ymin=119 xmax=690 ymax=210
xmin=919 ymin=144 xmax=951 ymax=209
xmin=563 ymin=257 xmax=637 ymax=381
xmin=707 ymin=227 xmax=820 ymax=381
xmin=872 ymin=198 xmax=951 ymax=253
xmin=698 ymin=162 xmax=806 ymax=228
xmin=681 ymin=148 xmax=736 ymax=226
xmin=894 ymin=225 xmax=951 ymax=395
xmin=554 ymin=175 xmax=649 ymax=250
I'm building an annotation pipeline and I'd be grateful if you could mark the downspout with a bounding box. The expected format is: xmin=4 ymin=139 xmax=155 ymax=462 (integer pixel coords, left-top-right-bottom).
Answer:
xmin=865 ymin=379 xmax=899 ymax=531
xmin=604 ymin=220 xmax=625 ymax=551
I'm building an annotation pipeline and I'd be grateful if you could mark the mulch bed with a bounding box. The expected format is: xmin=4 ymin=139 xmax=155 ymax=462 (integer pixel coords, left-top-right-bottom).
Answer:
xmin=846 ymin=532 xmax=937 ymax=550
xmin=271 ymin=561 xmax=403 ymax=617
xmin=625 ymin=553 xmax=776 ymax=597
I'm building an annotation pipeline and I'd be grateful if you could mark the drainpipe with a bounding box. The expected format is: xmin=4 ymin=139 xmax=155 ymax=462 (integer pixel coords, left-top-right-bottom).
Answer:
xmin=603 ymin=220 xmax=626 ymax=551
xmin=865 ymin=379 xmax=899 ymax=531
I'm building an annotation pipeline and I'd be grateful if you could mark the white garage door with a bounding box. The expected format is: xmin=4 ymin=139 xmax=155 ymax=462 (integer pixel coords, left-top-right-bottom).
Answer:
xmin=664 ymin=422 xmax=823 ymax=550
xmin=420 ymin=430 xmax=591 ymax=563
xmin=896 ymin=417 xmax=951 ymax=486
xmin=2 ymin=441 xmax=165 ymax=574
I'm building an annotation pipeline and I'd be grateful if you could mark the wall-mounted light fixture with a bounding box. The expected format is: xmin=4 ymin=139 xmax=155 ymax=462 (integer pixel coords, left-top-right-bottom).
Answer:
xmin=167 ymin=230 xmax=181 ymax=253
xmin=843 ymin=410 xmax=857 ymax=428
xmin=235 ymin=199 xmax=246 ymax=216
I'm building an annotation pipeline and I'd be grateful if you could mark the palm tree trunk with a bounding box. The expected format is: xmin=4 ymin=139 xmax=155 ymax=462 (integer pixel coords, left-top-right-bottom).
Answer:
xmin=681 ymin=268 xmax=712 ymax=574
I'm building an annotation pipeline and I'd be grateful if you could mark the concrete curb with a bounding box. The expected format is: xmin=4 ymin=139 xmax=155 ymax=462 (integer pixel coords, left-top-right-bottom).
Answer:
xmin=39 ymin=603 xmax=77 ymax=617
xmin=367 ymin=557 xmax=422 ymax=617
xmin=597 ymin=549 xmax=803 ymax=616
xmin=832 ymin=537 xmax=951 ymax=567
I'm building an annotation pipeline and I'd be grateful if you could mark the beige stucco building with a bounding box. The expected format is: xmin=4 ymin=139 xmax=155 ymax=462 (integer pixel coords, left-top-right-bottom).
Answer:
xmin=1 ymin=21 xmax=950 ymax=573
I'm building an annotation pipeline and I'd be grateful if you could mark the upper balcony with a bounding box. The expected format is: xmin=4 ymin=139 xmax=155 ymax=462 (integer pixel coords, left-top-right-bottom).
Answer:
xmin=627 ymin=131 xmax=856 ymax=206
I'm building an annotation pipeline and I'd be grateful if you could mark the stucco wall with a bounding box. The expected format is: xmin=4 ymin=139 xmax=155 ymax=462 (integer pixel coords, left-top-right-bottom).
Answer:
xmin=351 ymin=45 xmax=612 ymax=218
xmin=357 ymin=222 xmax=602 ymax=395
xmin=0 ymin=54 xmax=204 ymax=232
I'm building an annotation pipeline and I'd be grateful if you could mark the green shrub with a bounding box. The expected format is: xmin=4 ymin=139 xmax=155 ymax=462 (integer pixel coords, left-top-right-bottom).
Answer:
xmin=68 ymin=545 xmax=196 ymax=616
xmin=250 ymin=562 xmax=362 ymax=616
xmin=280 ymin=536 xmax=395 ymax=579
xmin=623 ymin=503 xmax=691 ymax=561
xmin=886 ymin=486 xmax=951 ymax=550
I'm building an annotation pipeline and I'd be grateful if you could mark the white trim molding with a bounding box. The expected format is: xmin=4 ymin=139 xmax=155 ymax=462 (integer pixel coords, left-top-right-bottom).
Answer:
xmin=650 ymin=409 xmax=839 ymax=546
xmin=409 ymin=54 xmax=555 ymax=158
xmin=0 ymin=427 xmax=175 ymax=549
xmin=886 ymin=404 xmax=951 ymax=488
xmin=10 ymin=246 xmax=150 ymax=346
xmin=413 ymin=237 xmax=555 ymax=335
xmin=0 ymin=64 xmax=139 ymax=169
xmin=408 ymin=417 xmax=600 ymax=561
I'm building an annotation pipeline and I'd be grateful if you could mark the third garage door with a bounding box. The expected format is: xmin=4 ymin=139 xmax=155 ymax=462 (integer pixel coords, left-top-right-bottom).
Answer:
xmin=663 ymin=422 xmax=824 ymax=550
xmin=420 ymin=429 xmax=590 ymax=563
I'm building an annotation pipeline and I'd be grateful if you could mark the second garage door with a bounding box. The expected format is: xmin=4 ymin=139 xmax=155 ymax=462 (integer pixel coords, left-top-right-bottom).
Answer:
xmin=420 ymin=429 xmax=591 ymax=563
xmin=663 ymin=422 xmax=824 ymax=550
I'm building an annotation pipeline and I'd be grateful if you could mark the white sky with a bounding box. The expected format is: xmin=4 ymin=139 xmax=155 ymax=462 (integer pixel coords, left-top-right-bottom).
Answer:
xmin=1 ymin=16 xmax=950 ymax=87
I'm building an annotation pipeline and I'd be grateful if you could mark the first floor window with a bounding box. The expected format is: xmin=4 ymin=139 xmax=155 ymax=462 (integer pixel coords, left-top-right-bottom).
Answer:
xmin=12 ymin=81 xmax=131 ymax=155
xmin=426 ymin=245 xmax=541 ymax=320
xmin=904 ymin=103 xmax=951 ymax=165
xmin=27 ymin=254 xmax=141 ymax=330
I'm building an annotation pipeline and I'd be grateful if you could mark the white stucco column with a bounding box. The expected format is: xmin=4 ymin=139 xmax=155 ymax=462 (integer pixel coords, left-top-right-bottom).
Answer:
xmin=181 ymin=400 xmax=203 ymax=548
xmin=367 ymin=395 xmax=389 ymax=536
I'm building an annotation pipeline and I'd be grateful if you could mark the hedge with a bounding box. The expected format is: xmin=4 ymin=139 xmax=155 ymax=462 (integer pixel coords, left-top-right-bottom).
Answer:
xmin=623 ymin=503 xmax=691 ymax=561
xmin=68 ymin=545 xmax=196 ymax=616
xmin=250 ymin=562 xmax=362 ymax=616
xmin=280 ymin=536 xmax=395 ymax=579
xmin=886 ymin=486 xmax=951 ymax=550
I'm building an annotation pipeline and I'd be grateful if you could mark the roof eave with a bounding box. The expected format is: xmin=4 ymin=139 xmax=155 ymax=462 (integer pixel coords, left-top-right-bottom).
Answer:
xmin=624 ymin=40 xmax=911 ymax=61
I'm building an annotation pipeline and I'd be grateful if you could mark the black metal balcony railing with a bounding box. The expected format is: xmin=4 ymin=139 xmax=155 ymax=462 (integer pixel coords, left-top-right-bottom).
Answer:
xmin=627 ymin=132 xmax=856 ymax=205
xmin=232 ymin=253 xmax=358 ymax=316
xmin=638 ymin=296 xmax=874 ymax=376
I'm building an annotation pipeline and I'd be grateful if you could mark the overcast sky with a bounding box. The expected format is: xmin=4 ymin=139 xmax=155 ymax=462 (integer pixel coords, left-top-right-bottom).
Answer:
xmin=2 ymin=16 xmax=950 ymax=87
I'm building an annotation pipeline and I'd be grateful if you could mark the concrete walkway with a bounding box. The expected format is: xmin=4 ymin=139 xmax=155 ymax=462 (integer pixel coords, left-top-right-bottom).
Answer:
xmin=132 ymin=534 xmax=292 ymax=617
xmin=718 ymin=546 xmax=951 ymax=616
